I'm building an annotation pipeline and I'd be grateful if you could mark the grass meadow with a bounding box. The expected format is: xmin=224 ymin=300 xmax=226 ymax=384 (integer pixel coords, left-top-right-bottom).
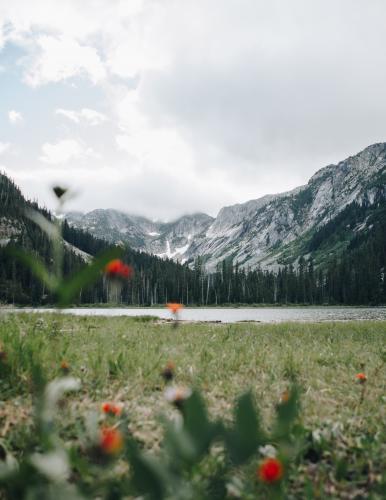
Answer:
xmin=0 ymin=313 xmax=385 ymax=498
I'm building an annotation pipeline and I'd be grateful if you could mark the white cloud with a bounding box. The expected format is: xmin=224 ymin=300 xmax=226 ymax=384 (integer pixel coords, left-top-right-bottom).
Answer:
xmin=0 ymin=0 xmax=144 ymax=42
xmin=0 ymin=142 xmax=10 ymax=154
xmin=39 ymin=139 xmax=100 ymax=165
xmin=1 ymin=1 xmax=158 ymax=85
xmin=1 ymin=1 xmax=386 ymax=218
xmin=56 ymin=108 xmax=107 ymax=126
xmin=24 ymin=35 xmax=106 ymax=86
xmin=55 ymin=109 xmax=79 ymax=123
xmin=8 ymin=110 xmax=23 ymax=124
xmin=0 ymin=23 xmax=4 ymax=50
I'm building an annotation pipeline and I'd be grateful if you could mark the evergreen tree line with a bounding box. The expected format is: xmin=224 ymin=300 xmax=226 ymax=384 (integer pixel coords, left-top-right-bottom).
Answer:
xmin=1 ymin=229 xmax=385 ymax=306
xmin=1 ymin=173 xmax=385 ymax=306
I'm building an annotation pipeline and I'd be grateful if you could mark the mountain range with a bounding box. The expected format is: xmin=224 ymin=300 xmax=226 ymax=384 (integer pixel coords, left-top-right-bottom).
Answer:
xmin=66 ymin=142 xmax=386 ymax=270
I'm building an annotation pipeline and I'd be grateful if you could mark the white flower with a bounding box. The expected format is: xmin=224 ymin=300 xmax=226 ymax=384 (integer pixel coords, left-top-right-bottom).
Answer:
xmin=258 ymin=444 xmax=277 ymax=458
xmin=164 ymin=386 xmax=192 ymax=404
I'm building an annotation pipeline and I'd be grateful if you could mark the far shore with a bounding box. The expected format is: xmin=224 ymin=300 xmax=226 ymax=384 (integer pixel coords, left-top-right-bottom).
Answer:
xmin=1 ymin=303 xmax=386 ymax=309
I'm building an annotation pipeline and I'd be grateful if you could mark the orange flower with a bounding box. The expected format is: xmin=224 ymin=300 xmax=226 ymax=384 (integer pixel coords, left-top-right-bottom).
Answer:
xmin=101 ymin=402 xmax=123 ymax=416
xmin=104 ymin=260 xmax=133 ymax=279
xmin=280 ymin=389 xmax=290 ymax=403
xmin=100 ymin=427 xmax=123 ymax=455
xmin=257 ymin=457 xmax=284 ymax=484
xmin=356 ymin=372 xmax=367 ymax=383
xmin=166 ymin=303 xmax=183 ymax=315
xmin=60 ymin=361 xmax=70 ymax=374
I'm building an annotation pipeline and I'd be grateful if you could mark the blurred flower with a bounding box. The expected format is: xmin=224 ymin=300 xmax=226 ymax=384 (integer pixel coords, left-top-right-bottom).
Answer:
xmin=0 ymin=350 xmax=7 ymax=362
xmin=164 ymin=386 xmax=192 ymax=408
xmin=259 ymin=444 xmax=277 ymax=458
xmin=257 ymin=457 xmax=284 ymax=483
xmin=100 ymin=427 xmax=123 ymax=455
xmin=280 ymin=389 xmax=290 ymax=403
xmin=166 ymin=303 xmax=183 ymax=315
xmin=356 ymin=372 xmax=367 ymax=383
xmin=60 ymin=361 xmax=70 ymax=374
xmin=161 ymin=360 xmax=175 ymax=382
xmin=104 ymin=259 xmax=133 ymax=280
xmin=52 ymin=186 xmax=68 ymax=199
xmin=101 ymin=402 xmax=123 ymax=416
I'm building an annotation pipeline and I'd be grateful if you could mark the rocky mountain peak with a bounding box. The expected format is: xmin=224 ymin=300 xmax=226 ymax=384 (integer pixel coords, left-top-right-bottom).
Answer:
xmin=66 ymin=142 xmax=386 ymax=270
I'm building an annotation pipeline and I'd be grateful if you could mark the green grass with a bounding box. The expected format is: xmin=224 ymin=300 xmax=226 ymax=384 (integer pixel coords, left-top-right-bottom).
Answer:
xmin=0 ymin=313 xmax=385 ymax=497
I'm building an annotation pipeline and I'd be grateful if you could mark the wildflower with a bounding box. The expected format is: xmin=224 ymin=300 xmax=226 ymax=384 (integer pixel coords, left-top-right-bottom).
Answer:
xmin=161 ymin=361 xmax=175 ymax=382
xmin=100 ymin=427 xmax=123 ymax=455
xmin=164 ymin=386 xmax=192 ymax=408
xmin=60 ymin=361 xmax=70 ymax=374
xmin=104 ymin=259 xmax=133 ymax=279
xmin=280 ymin=389 xmax=290 ymax=403
xmin=52 ymin=186 xmax=67 ymax=199
xmin=356 ymin=372 xmax=367 ymax=384
xmin=101 ymin=402 xmax=123 ymax=416
xmin=166 ymin=303 xmax=183 ymax=315
xmin=257 ymin=457 xmax=284 ymax=484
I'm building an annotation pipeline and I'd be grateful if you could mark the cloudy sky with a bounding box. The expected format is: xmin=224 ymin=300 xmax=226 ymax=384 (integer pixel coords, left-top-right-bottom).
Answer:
xmin=1 ymin=0 xmax=386 ymax=220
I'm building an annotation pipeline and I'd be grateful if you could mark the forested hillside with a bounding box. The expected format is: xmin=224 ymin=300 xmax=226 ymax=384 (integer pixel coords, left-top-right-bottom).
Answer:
xmin=0 ymin=173 xmax=196 ymax=305
xmin=0 ymin=172 xmax=385 ymax=305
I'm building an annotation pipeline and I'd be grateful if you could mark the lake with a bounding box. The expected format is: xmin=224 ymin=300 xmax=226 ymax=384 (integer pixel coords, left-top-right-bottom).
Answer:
xmin=2 ymin=306 xmax=386 ymax=323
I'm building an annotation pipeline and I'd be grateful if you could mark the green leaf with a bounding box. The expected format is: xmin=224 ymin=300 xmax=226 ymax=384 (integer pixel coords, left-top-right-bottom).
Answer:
xmin=126 ymin=439 xmax=168 ymax=500
xmin=225 ymin=391 xmax=262 ymax=465
xmin=162 ymin=391 xmax=218 ymax=468
xmin=57 ymin=247 xmax=123 ymax=306
xmin=25 ymin=208 xmax=59 ymax=240
xmin=273 ymin=385 xmax=300 ymax=439
xmin=181 ymin=390 xmax=217 ymax=458
xmin=163 ymin=420 xmax=197 ymax=464
xmin=8 ymin=247 xmax=58 ymax=291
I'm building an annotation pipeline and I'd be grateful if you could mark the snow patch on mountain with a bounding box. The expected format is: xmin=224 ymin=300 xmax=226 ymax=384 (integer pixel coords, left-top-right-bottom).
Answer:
xmin=66 ymin=143 xmax=386 ymax=270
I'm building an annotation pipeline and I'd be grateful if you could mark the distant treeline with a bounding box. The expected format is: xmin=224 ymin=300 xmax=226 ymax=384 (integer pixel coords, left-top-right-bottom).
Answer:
xmin=1 ymin=173 xmax=385 ymax=306
xmin=1 ymin=230 xmax=385 ymax=306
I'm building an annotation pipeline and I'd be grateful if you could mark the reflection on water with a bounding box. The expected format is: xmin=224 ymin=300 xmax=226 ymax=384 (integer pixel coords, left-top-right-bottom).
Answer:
xmin=3 ymin=307 xmax=386 ymax=323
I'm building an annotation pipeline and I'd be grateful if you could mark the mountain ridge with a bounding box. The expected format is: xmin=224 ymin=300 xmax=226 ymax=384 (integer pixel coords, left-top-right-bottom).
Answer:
xmin=66 ymin=142 xmax=386 ymax=270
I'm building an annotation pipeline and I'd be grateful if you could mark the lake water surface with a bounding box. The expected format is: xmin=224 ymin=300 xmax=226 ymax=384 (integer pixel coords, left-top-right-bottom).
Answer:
xmin=3 ymin=307 xmax=386 ymax=323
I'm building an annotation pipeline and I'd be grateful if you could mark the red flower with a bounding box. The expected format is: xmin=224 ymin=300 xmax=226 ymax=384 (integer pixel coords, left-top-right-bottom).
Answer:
xmin=166 ymin=303 xmax=183 ymax=315
xmin=104 ymin=260 xmax=133 ymax=279
xmin=257 ymin=457 xmax=284 ymax=484
xmin=101 ymin=402 xmax=123 ymax=416
xmin=100 ymin=427 xmax=123 ymax=455
xmin=356 ymin=372 xmax=367 ymax=383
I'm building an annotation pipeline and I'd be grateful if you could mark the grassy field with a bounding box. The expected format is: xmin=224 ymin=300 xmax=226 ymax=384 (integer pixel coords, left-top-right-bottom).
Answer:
xmin=0 ymin=313 xmax=385 ymax=498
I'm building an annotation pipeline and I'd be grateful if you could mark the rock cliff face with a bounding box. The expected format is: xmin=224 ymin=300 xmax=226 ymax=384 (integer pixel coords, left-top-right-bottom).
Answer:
xmin=66 ymin=143 xmax=386 ymax=269
xmin=66 ymin=210 xmax=214 ymax=264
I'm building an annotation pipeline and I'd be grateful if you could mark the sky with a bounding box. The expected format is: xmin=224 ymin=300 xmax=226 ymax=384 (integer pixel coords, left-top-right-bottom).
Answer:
xmin=1 ymin=0 xmax=386 ymax=220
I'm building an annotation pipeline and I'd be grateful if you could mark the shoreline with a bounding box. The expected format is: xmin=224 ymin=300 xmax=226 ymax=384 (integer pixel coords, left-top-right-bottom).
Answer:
xmin=2 ymin=306 xmax=386 ymax=325
xmin=1 ymin=303 xmax=386 ymax=310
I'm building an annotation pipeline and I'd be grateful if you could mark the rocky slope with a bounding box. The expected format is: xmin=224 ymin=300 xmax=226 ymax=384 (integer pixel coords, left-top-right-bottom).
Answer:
xmin=66 ymin=210 xmax=214 ymax=264
xmin=66 ymin=142 xmax=386 ymax=269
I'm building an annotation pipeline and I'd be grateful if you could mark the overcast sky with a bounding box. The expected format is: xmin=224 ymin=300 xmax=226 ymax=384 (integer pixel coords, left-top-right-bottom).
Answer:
xmin=1 ymin=0 xmax=386 ymax=220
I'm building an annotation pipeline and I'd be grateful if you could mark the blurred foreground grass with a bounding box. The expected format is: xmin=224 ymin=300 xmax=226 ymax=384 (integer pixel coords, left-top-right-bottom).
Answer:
xmin=0 ymin=313 xmax=385 ymax=498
